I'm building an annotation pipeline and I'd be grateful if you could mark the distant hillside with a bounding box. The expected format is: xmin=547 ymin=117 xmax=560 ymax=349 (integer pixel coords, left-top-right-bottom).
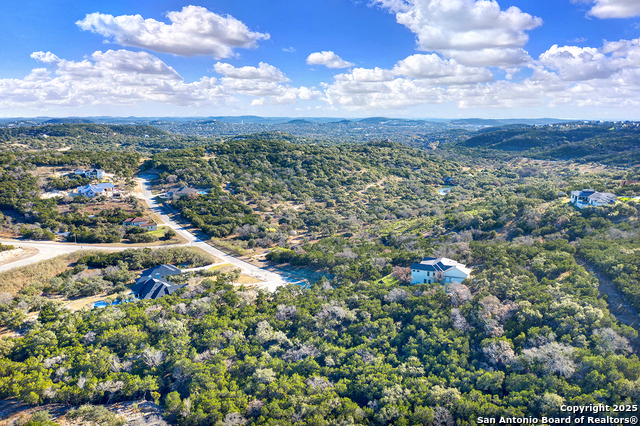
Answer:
xmin=0 ymin=123 xmax=167 ymax=140
xmin=449 ymin=118 xmax=568 ymax=126
xmin=44 ymin=118 xmax=94 ymax=124
xmin=451 ymin=122 xmax=640 ymax=166
xmin=286 ymin=119 xmax=313 ymax=125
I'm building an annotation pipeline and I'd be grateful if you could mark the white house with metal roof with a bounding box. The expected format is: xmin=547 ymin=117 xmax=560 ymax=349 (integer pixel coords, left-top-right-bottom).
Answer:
xmin=570 ymin=189 xmax=617 ymax=209
xmin=73 ymin=183 xmax=114 ymax=198
xmin=411 ymin=257 xmax=471 ymax=285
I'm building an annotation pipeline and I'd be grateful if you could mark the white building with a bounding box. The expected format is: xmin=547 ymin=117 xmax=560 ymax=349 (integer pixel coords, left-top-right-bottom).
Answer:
xmin=73 ymin=183 xmax=115 ymax=198
xmin=570 ymin=189 xmax=617 ymax=209
xmin=411 ymin=257 xmax=471 ymax=285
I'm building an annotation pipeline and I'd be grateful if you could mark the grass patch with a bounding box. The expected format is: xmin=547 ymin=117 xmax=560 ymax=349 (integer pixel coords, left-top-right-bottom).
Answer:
xmin=148 ymin=226 xmax=170 ymax=238
xmin=209 ymin=238 xmax=246 ymax=256
xmin=208 ymin=263 xmax=234 ymax=271
xmin=380 ymin=274 xmax=399 ymax=286
xmin=201 ymin=263 xmax=262 ymax=285
xmin=0 ymin=251 xmax=92 ymax=295
xmin=236 ymin=274 xmax=263 ymax=285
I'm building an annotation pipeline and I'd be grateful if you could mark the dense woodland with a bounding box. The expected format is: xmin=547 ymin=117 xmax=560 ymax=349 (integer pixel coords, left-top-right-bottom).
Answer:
xmin=0 ymin=124 xmax=213 ymax=153
xmin=449 ymin=122 xmax=640 ymax=167
xmin=0 ymin=123 xmax=639 ymax=424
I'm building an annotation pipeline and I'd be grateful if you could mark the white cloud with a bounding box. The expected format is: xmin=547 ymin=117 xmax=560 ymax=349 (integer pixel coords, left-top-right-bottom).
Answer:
xmin=2 ymin=50 xmax=229 ymax=108
xmin=371 ymin=0 xmax=542 ymax=67
xmin=220 ymin=77 xmax=321 ymax=102
xmin=572 ymin=0 xmax=640 ymax=18
xmin=306 ymin=51 xmax=355 ymax=68
xmin=323 ymin=54 xmax=491 ymax=109
xmin=539 ymin=45 xmax=621 ymax=81
xmin=76 ymin=6 xmax=269 ymax=58
xmin=335 ymin=67 xmax=395 ymax=82
xmin=319 ymin=38 xmax=640 ymax=112
xmin=214 ymin=62 xmax=289 ymax=82
xmin=0 ymin=49 xmax=323 ymax=111
xmin=212 ymin=62 xmax=320 ymax=103
xmin=370 ymin=0 xmax=412 ymax=13
xmin=282 ymin=47 xmax=296 ymax=53
xmin=393 ymin=54 xmax=493 ymax=83
xmin=323 ymin=77 xmax=448 ymax=109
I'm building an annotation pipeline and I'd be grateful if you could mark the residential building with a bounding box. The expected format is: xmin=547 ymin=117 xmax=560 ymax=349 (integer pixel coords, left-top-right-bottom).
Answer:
xmin=72 ymin=168 xmax=105 ymax=179
xmin=411 ymin=257 xmax=471 ymax=285
xmin=131 ymin=277 xmax=185 ymax=299
xmin=85 ymin=168 xmax=104 ymax=179
xmin=73 ymin=182 xmax=115 ymax=198
xmin=131 ymin=264 xmax=185 ymax=299
xmin=140 ymin=264 xmax=182 ymax=281
xmin=570 ymin=189 xmax=617 ymax=209
xmin=123 ymin=217 xmax=158 ymax=231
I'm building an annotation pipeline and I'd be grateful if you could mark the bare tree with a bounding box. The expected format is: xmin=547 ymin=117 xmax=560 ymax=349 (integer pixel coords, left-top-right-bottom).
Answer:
xmin=593 ymin=328 xmax=632 ymax=354
xmin=451 ymin=308 xmax=472 ymax=332
xmin=482 ymin=340 xmax=516 ymax=366
xmin=432 ymin=407 xmax=454 ymax=426
xmin=223 ymin=413 xmax=248 ymax=426
xmin=109 ymin=355 xmax=121 ymax=373
xmin=447 ymin=282 xmax=472 ymax=307
xmin=275 ymin=305 xmax=297 ymax=321
xmin=384 ymin=288 xmax=410 ymax=303
xmin=522 ymin=342 xmax=576 ymax=378
xmin=142 ymin=348 xmax=165 ymax=368
xmin=391 ymin=266 xmax=411 ymax=285
xmin=474 ymin=296 xmax=519 ymax=337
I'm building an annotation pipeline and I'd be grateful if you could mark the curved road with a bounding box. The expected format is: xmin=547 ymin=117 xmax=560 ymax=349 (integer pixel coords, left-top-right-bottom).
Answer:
xmin=136 ymin=175 xmax=295 ymax=290
xmin=0 ymin=241 xmax=124 ymax=273
xmin=0 ymin=176 xmax=296 ymax=291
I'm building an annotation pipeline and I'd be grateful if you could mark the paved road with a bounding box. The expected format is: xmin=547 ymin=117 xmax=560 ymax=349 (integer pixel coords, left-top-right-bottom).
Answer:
xmin=0 ymin=241 xmax=124 ymax=273
xmin=0 ymin=176 xmax=297 ymax=291
xmin=136 ymin=175 xmax=295 ymax=290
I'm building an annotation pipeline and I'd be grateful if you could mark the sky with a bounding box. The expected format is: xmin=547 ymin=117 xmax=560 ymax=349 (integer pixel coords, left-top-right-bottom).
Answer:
xmin=2 ymin=0 xmax=640 ymax=119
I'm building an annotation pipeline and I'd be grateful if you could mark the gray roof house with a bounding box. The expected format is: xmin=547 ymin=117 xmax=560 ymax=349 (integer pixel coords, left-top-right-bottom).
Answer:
xmin=131 ymin=277 xmax=185 ymax=300
xmin=139 ymin=264 xmax=181 ymax=281
xmin=570 ymin=189 xmax=617 ymax=209
xmin=132 ymin=264 xmax=185 ymax=299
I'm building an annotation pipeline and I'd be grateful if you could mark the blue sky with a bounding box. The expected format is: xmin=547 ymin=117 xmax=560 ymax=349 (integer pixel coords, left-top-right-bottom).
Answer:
xmin=2 ymin=0 xmax=640 ymax=119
